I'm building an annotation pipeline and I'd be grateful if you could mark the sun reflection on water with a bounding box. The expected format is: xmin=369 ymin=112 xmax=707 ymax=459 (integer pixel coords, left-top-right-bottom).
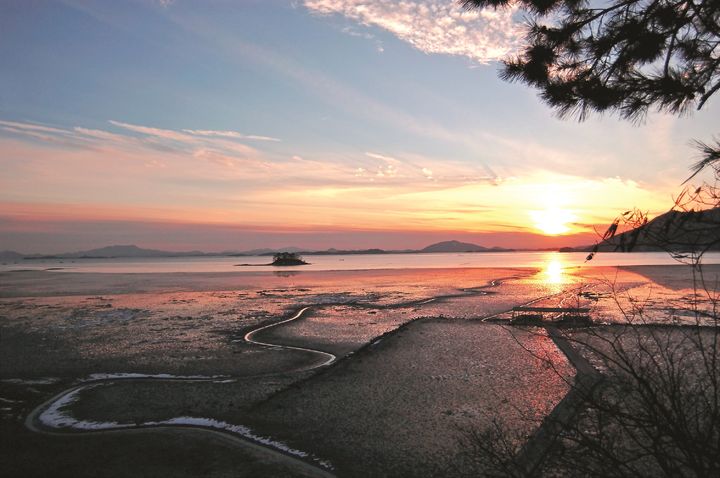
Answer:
xmin=543 ymin=254 xmax=566 ymax=285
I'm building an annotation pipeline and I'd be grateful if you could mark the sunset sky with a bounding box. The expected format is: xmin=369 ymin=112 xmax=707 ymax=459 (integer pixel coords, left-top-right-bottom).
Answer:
xmin=1 ymin=0 xmax=717 ymax=253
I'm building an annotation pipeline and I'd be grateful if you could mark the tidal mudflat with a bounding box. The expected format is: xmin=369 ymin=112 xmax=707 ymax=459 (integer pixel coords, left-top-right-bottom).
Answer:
xmin=1 ymin=265 xmax=716 ymax=477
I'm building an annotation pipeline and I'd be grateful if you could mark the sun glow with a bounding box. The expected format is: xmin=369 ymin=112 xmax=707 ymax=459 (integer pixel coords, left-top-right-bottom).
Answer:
xmin=529 ymin=207 xmax=576 ymax=235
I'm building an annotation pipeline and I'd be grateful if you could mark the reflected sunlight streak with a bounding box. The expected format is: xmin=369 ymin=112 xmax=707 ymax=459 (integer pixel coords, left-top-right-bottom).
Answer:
xmin=543 ymin=254 xmax=566 ymax=285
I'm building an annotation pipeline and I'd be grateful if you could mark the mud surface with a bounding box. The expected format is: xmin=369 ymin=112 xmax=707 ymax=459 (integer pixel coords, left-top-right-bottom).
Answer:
xmin=1 ymin=264 xmax=710 ymax=477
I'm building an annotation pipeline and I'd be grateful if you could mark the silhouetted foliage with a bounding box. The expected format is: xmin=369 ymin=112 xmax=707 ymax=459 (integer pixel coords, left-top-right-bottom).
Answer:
xmin=584 ymin=205 xmax=720 ymax=264
xmin=689 ymin=137 xmax=720 ymax=180
xmin=463 ymin=0 xmax=720 ymax=175
xmin=454 ymin=303 xmax=720 ymax=477
xmin=462 ymin=0 xmax=719 ymax=121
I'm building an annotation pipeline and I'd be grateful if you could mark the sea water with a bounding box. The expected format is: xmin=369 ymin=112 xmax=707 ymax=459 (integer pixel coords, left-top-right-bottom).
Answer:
xmin=3 ymin=251 xmax=719 ymax=273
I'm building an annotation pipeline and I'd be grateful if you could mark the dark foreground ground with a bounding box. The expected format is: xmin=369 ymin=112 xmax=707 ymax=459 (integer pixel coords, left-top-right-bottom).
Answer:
xmin=1 ymin=265 xmax=716 ymax=477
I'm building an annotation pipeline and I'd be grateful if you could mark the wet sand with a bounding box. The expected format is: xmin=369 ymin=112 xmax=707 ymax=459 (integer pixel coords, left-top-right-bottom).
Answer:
xmin=1 ymin=265 xmax=714 ymax=477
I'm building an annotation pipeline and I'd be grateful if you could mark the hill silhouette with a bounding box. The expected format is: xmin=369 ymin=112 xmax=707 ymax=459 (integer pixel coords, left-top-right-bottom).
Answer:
xmin=568 ymin=208 xmax=720 ymax=254
xmin=421 ymin=240 xmax=512 ymax=253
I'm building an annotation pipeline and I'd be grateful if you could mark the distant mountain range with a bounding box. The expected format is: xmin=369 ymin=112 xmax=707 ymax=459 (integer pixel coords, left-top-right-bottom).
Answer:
xmin=0 ymin=245 xmax=217 ymax=261
xmin=4 ymin=209 xmax=717 ymax=262
xmin=1 ymin=245 xmax=211 ymax=260
xmin=0 ymin=240 xmax=514 ymax=261
xmin=0 ymin=250 xmax=24 ymax=261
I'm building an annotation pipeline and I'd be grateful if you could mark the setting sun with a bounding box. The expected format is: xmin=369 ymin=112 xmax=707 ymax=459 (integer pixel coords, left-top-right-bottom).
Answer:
xmin=530 ymin=208 xmax=576 ymax=235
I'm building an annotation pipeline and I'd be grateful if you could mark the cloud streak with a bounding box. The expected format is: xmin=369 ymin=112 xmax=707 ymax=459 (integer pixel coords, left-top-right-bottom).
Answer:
xmin=0 ymin=119 xmax=673 ymax=246
xmin=182 ymin=129 xmax=280 ymax=142
xmin=108 ymin=120 xmax=192 ymax=142
xmin=0 ymin=119 xmax=491 ymax=189
xmin=304 ymin=0 xmax=523 ymax=63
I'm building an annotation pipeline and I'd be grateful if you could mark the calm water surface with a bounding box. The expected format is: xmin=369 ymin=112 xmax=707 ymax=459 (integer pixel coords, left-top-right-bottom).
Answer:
xmin=3 ymin=251 xmax=719 ymax=273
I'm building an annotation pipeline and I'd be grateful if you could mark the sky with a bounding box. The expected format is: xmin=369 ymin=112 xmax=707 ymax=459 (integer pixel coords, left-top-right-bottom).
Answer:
xmin=1 ymin=0 xmax=717 ymax=253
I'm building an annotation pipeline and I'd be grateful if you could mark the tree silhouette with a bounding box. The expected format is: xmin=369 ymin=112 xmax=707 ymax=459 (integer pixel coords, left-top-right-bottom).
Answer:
xmin=462 ymin=0 xmax=719 ymax=174
xmin=271 ymin=252 xmax=307 ymax=266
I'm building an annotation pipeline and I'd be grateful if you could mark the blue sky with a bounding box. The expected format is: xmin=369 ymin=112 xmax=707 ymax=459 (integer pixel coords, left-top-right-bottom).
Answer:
xmin=1 ymin=0 xmax=717 ymax=252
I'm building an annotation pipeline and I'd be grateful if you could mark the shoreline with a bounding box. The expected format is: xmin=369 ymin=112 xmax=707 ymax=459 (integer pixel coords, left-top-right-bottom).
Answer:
xmin=0 ymin=267 xmax=532 ymax=298
xmin=3 ymin=263 xmax=718 ymax=299
xmin=4 ymin=250 xmax=719 ymax=276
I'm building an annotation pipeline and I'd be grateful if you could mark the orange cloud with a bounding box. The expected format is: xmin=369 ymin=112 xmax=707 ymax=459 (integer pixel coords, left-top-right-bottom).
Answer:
xmin=0 ymin=120 xmax=674 ymax=238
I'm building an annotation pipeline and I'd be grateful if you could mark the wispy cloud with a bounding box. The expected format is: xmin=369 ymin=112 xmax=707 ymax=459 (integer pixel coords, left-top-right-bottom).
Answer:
xmin=103 ymin=121 xmax=279 ymax=149
xmin=0 ymin=120 xmax=86 ymax=145
xmin=73 ymin=127 xmax=133 ymax=143
xmin=360 ymin=151 xmax=495 ymax=184
xmin=1 ymin=119 xmax=267 ymax=168
xmin=340 ymin=25 xmax=376 ymax=40
xmin=0 ymin=119 xmax=673 ymax=240
xmin=339 ymin=24 xmax=385 ymax=51
xmin=182 ymin=129 xmax=281 ymax=142
xmin=365 ymin=151 xmax=399 ymax=163
xmin=304 ymin=0 xmax=523 ymax=64
xmin=108 ymin=120 xmax=194 ymax=142
xmin=0 ymin=120 xmax=69 ymax=135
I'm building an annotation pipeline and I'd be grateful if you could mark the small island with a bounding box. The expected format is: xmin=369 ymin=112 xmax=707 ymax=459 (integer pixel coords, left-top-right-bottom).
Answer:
xmin=270 ymin=252 xmax=308 ymax=266
xmin=234 ymin=252 xmax=309 ymax=267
